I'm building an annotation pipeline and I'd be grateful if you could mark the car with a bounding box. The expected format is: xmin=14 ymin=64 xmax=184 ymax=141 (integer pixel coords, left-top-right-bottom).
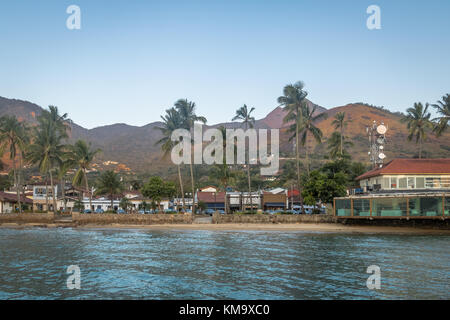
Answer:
xmin=145 ymin=209 xmax=154 ymax=214
xmin=204 ymin=209 xmax=215 ymax=215
xmin=83 ymin=209 xmax=92 ymax=214
xmin=138 ymin=209 xmax=145 ymax=214
xmin=117 ymin=209 xmax=126 ymax=214
xmin=95 ymin=208 xmax=104 ymax=214
xmin=265 ymin=210 xmax=276 ymax=215
xmin=217 ymin=210 xmax=226 ymax=214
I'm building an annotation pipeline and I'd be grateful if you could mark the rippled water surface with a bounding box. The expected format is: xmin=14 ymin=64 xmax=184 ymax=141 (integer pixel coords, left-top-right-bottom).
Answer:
xmin=0 ymin=228 xmax=449 ymax=299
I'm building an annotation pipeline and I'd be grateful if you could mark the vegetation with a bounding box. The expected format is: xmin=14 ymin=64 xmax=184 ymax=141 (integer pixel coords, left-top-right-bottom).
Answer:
xmin=432 ymin=94 xmax=450 ymax=137
xmin=95 ymin=170 xmax=123 ymax=210
xmin=141 ymin=176 xmax=177 ymax=211
xmin=401 ymin=102 xmax=433 ymax=158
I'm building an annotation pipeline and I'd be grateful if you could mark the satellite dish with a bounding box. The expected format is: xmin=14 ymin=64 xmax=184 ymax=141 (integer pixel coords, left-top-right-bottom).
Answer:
xmin=377 ymin=125 xmax=387 ymax=135
xmin=379 ymin=145 xmax=384 ymax=150
xmin=377 ymin=137 xmax=385 ymax=144
xmin=378 ymin=153 xmax=386 ymax=160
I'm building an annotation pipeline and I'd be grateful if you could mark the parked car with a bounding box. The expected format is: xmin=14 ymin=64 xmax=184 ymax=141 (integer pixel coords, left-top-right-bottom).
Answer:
xmin=217 ymin=210 xmax=226 ymax=214
xmin=117 ymin=208 xmax=126 ymax=214
xmin=83 ymin=209 xmax=92 ymax=214
xmin=138 ymin=209 xmax=145 ymax=214
xmin=95 ymin=208 xmax=104 ymax=214
xmin=204 ymin=209 xmax=215 ymax=215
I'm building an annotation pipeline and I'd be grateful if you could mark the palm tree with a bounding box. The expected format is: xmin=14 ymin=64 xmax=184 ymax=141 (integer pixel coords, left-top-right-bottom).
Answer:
xmin=278 ymin=81 xmax=308 ymax=197
xmin=331 ymin=112 xmax=350 ymax=156
xmin=40 ymin=105 xmax=71 ymax=138
xmin=327 ymin=132 xmax=353 ymax=159
xmin=95 ymin=170 xmax=124 ymax=211
xmin=432 ymin=94 xmax=450 ymax=137
xmin=401 ymin=102 xmax=433 ymax=158
xmin=232 ymin=104 xmax=256 ymax=211
xmin=297 ymin=102 xmax=327 ymax=175
xmin=0 ymin=116 xmax=29 ymax=213
xmin=175 ymin=99 xmax=207 ymax=214
xmin=27 ymin=120 xmax=66 ymax=213
xmin=70 ymin=140 xmax=101 ymax=211
xmin=156 ymin=107 xmax=186 ymax=211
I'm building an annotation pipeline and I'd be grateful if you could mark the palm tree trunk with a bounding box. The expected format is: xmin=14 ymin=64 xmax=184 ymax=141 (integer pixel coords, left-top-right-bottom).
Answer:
xmin=49 ymin=170 xmax=57 ymax=214
xmin=83 ymin=169 xmax=92 ymax=210
xmin=340 ymin=127 xmax=343 ymax=155
xmin=419 ymin=140 xmax=422 ymax=159
xmin=61 ymin=178 xmax=66 ymax=211
xmin=110 ymin=193 xmax=114 ymax=212
xmin=295 ymin=118 xmax=303 ymax=213
xmin=305 ymin=138 xmax=310 ymax=176
xmin=247 ymin=164 xmax=252 ymax=212
xmin=19 ymin=153 xmax=25 ymax=212
xmin=177 ymin=165 xmax=186 ymax=211
xmin=45 ymin=176 xmax=49 ymax=212
xmin=12 ymin=155 xmax=22 ymax=213
xmin=189 ymin=162 xmax=196 ymax=214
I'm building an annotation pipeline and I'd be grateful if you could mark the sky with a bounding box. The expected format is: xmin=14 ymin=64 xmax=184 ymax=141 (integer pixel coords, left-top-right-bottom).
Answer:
xmin=0 ymin=0 xmax=449 ymax=129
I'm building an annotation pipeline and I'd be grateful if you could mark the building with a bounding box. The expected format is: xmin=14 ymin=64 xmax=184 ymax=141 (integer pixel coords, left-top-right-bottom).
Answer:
xmin=356 ymin=158 xmax=450 ymax=192
xmin=197 ymin=191 xmax=225 ymax=210
xmin=335 ymin=158 xmax=450 ymax=219
xmin=0 ymin=191 xmax=33 ymax=213
xmin=32 ymin=184 xmax=59 ymax=212
xmin=227 ymin=192 xmax=261 ymax=212
xmin=262 ymin=192 xmax=287 ymax=211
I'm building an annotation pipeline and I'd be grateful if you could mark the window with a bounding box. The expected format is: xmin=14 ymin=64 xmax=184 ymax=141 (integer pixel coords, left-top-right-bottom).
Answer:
xmin=408 ymin=177 xmax=415 ymax=189
xmin=381 ymin=178 xmax=390 ymax=189
xmin=441 ymin=178 xmax=450 ymax=188
xmin=353 ymin=199 xmax=371 ymax=216
xmin=390 ymin=177 xmax=397 ymax=189
xmin=372 ymin=198 xmax=407 ymax=217
xmin=399 ymin=177 xmax=407 ymax=189
xmin=409 ymin=197 xmax=443 ymax=216
xmin=335 ymin=199 xmax=351 ymax=216
xmin=445 ymin=196 xmax=450 ymax=216
xmin=416 ymin=177 xmax=425 ymax=188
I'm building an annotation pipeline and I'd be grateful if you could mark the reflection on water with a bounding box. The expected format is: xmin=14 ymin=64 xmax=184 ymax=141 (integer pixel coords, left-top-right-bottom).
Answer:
xmin=0 ymin=228 xmax=449 ymax=299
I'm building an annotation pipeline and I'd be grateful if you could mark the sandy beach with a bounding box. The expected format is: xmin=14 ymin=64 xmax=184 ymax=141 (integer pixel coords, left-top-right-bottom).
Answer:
xmin=1 ymin=222 xmax=449 ymax=234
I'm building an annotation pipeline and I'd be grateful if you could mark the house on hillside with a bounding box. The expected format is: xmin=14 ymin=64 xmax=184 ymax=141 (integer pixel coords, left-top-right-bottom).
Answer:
xmin=0 ymin=191 xmax=33 ymax=213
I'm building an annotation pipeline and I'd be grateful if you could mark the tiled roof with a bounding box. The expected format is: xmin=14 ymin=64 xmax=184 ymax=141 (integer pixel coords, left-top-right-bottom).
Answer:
xmin=356 ymin=158 xmax=450 ymax=180
xmin=0 ymin=191 xmax=33 ymax=204
xmin=197 ymin=191 xmax=225 ymax=203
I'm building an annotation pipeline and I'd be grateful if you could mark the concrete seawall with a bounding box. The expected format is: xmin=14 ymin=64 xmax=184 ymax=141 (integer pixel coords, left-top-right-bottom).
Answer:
xmin=0 ymin=212 xmax=55 ymax=224
xmin=72 ymin=212 xmax=193 ymax=225
xmin=212 ymin=213 xmax=336 ymax=224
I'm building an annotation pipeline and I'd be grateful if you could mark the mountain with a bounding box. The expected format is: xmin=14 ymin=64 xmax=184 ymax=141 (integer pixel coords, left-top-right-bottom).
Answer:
xmin=0 ymin=96 xmax=449 ymax=174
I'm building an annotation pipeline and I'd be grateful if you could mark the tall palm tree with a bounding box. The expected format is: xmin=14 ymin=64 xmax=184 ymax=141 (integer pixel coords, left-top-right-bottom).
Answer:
xmin=232 ymin=104 xmax=256 ymax=211
xmin=175 ymin=99 xmax=207 ymax=214
xmin=297 ymin=103 xmax=327 ymax=175
xmin=401 ymin=102 xmax=433 ymax=158
xmin=0 ymin=116 xmax=28 ymax=213
xmin=331 ymin=112 xmax=350 ymax=156
xmin=432 ymin=94 xmax=450 ymax=137
xmin=156 ymin=107 xmax=186 ymax=211
xmin=327 ymin=132 xmax=353 ymax=159
xmin=70 ymin=140 xmax=101 ymax=211
xmin=278 ymin=81 xmax=308 ymax=197
xmin=95 ymin=170 xmax=124 ymax=211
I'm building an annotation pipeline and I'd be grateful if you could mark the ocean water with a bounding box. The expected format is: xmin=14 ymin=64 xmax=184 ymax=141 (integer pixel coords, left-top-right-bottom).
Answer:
xmin=0 ymin=227 xmax=448 ymax=300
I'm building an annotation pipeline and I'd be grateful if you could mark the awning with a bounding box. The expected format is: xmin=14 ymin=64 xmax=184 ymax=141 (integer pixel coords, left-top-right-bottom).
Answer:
xmin=264 ymin=202 xmax=286 ymax=207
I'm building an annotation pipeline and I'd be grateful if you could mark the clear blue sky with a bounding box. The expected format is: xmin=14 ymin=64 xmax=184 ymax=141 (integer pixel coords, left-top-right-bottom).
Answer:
xmin=1 ymin=0 xmax=449 ymax=129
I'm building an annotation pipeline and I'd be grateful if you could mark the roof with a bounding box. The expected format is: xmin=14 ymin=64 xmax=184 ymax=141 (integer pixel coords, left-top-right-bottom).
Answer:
xmin=0 ymin=191 xmax=33 ymax=204
xmin=356 ymin=158 xmax=450 ymax=180
xmin=197 ymin=191 xmax=225 ymax=203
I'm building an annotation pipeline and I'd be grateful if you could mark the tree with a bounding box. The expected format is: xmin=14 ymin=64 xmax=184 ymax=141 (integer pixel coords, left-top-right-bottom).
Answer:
xmin=156 ymin=107 xmax=186 ymax=211
xmin=119 ymin=197 xmax=132 ymax=213
xmin=278 ymin=81 xmax=308 ymax=202
xmin=95 ymin=170 xmax=124 ymax=211
xmin=0 ymin=116 xmax=29 ymax=213
xmin=70 ymin=140 xmax=101 ymax=211
xmin=331 ymin=112 xmax=350 ymax=156
xmin=301 ymin=170 xmax=347 ymax=205
xmin=27 ymin=107 xmax=70 ymax=213
xmin=327 ymin=132 xmax=353 ymax=160
xmin=232 ymin=105 xmax=256 ymax=211
xmin=141 ymin=176 xmax=163 ymax=211
xmin=175 ymin=99 xmax=207 ymax=215
xmin=297 ymin=102 xmax=327 ymax=175
xmin=401 ymin=102 xmax=433 ymax=158
xmin=432 ymin=94 xmax=450 ymax=137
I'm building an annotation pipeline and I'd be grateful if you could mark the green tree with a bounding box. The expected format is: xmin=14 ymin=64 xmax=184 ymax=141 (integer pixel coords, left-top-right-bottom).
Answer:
xmin=70 ymin=140 xmax=101 ymax=211
xmin=301 ymin=170 xmax=347 ymax=205
xmin=0 ymin=116 xmax=29 ymax=213
xmin=27 ymin=107 xmax=70 ymax=213
xmin=156 ymin=107 xmax=186 ymax=211
xmin=432 ymin=94 xmax=450 ymax=137
xmin=141 ymin=176 xmax=165 ymax=211
xmin=232 ymin=105 xmax=256 ymax=210
xmin=175 ymin=99 xmax=207 ymax=215
xmin=327 ymin=132 xmax=353 ymax=160
xmin=278 ymin=81 xmax=308 ymax=199
xmin=298 ymin=102 xmax=327 ymax=175
xmin=120 ymin=197 xmax=132 ymax=213
xmin=331 ymin=112 xmax=350 ymax=156
xmin=401 ymin=102 xmax=433 ymax=158
xmin=95 ymin=170 xmax=124 ymax=211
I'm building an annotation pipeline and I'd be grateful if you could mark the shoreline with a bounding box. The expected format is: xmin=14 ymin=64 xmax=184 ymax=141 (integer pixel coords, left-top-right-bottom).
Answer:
xmin=1 ymin=222 xmax=449 ymax=235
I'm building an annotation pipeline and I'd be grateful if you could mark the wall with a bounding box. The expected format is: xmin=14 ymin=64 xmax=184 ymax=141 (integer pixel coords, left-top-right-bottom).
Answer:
xmin=0 ymin=212 xmax=55 ymax=224
xmin=72 ymin=212 xmax=193 ymax=225
xmin=212 ymin=213 xmax=336 ymax=224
